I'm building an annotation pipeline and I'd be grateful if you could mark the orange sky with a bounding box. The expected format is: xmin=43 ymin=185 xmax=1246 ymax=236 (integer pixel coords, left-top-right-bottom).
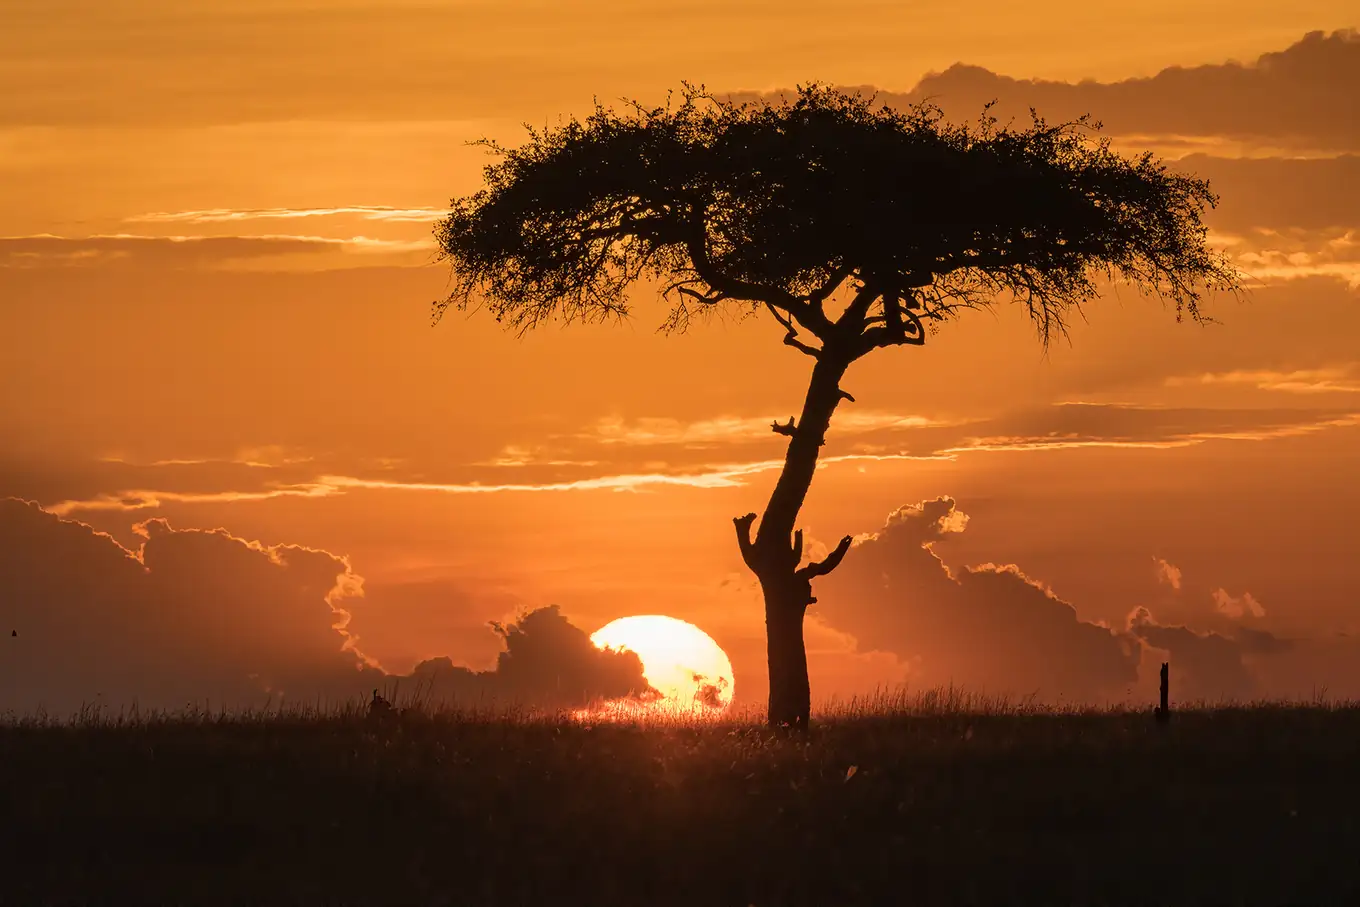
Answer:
xmin=3 ymin=4 xmax=1359 ymax=713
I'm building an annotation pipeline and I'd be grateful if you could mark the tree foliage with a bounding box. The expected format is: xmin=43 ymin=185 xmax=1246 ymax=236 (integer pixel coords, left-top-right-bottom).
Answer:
xmin=434 ymin=83 xmax=1238 ymax=353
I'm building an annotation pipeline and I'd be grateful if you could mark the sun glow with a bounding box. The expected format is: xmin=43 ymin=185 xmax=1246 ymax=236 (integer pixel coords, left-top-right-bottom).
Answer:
xmin=587 ymin=615 xmax=735 ymax=718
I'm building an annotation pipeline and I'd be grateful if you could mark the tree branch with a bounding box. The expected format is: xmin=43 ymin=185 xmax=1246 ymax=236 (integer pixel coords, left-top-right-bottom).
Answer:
xmin=796 ymin=535 xmax=854 ymax=580
xmin=733 ymin=513 xmax=758 ymax=569
xmin=675 ymin=284 xmax=729 ymax=306
xmin=808 ymin=263 xmax=855 ymax=305
xmin=857 ymin=297 xmax=927 ymax=354
xmin=834 ymin=280 xmax=881 ymax=334
xmin=764 ymin=303 xmax=822 ymax=358
xmin=685 ymin=221 xmax=835 ymax=339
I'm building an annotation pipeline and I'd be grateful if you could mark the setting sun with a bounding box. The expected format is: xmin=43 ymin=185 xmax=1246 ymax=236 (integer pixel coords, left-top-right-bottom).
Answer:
xmin=590 ymin=615 xmax=735 ymax=715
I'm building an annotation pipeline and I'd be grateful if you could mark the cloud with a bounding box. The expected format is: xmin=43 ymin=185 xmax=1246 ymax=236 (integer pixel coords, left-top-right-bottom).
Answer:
xmin=1154 ymin=557 xmax=1182 ymax=590
xmin=1228 ymin=229 xmax=1360 ymax=290
xmin=939 ymin=403 xmax=1360 ymax=453
xmin=31 ymin=452 xmax=955 ymax=516
xmin=0 ymin=496 xmax=372 ymax=713
xmin=529 ymin=406 xmax=1360 ymax=479
xmin=126 ymin=207 xmax=446 ymax=225
xmin=812 ymin=498 xmax=1141 ymax=702
xmin=1127 ymin=607 xmax=1290 ymax=701
xmin=1212 ymin=588 xmax=1266 ymax=619
xmin=1166 ymin=366 xmax=1360 ymax=395
xmin=396 ymin=606 xmax=651 ymax=710
xmin=807 ymin=497 xmax=1343 ymax=704
xmin=819 ymin=29 xmax=1360 ymax=153
xmin=585 ymin=412 xmax=947 ymax=447
xmin=731 ymin=37 xmax=1360 ymax=289
xmin=0 ymin=498 xmax=647 ymax=715
xmin=0 ymin=234 xmax=434 ymax=270
xmin=1185 ymin=155 xmax=1360 ymax=232
xmin=29 ymin=399 xmax=1360 ymax=519
xmin=44 ymin=483 xmax=339 ymax=517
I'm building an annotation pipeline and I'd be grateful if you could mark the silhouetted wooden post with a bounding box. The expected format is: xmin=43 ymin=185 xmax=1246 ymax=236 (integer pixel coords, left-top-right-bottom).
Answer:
xmin=1154 ymin=662 xmax=1170 ymax=725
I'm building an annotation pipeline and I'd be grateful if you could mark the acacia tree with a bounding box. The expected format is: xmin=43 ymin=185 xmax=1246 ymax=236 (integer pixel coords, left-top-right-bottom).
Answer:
xmin=433 ymin=85 xmax=1238 ymax=729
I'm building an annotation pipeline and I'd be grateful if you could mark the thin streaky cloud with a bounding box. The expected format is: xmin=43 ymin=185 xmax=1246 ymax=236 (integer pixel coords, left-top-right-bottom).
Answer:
xmin=126 ymin=207 xmax=447 ymax=224
xmin=1 ymin=233 xmax=435 ymax=250
xmin=1237 ymin=261 xmax=1360 ymax=289
xmin=944 ymin=438 xmax=1204 ymax=453
xmin=474 ymin=444 xmax=602 ymax=468
xmin=947 ymin=414 xmax=1360 ymax=453
xmin=585 ymin=411 xmax=951 ymax=446
xmin=318 ymin=452 xmax=952 ymax=495
xmin=46 ymin=484 xmax=339 ymax=516
xmin=44 ymin=453 xmax=956 ymax=515
xmin=1167 ymin=367 xmax=1360 ymax=394
xmin=98 ymin=447 xmax=316 ymax=469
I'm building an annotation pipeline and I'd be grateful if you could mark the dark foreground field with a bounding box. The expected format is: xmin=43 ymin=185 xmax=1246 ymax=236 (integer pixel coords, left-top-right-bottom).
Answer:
xmin=3 ymin=695 xmax=1358 ymax=906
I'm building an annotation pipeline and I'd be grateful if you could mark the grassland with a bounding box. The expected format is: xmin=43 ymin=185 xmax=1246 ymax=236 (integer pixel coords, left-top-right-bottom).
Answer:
xmin=2 ymin=690 xmax=1357 ymax=906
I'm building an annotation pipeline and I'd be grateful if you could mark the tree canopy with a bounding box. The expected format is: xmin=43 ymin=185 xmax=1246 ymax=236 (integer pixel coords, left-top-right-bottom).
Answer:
xmin=434 ymin=83 xmax=1238 ymax=355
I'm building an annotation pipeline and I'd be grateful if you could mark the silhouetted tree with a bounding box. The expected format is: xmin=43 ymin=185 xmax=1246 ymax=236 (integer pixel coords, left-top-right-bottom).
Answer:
xmin=433 ymin=84 xmax=1239 ymax=729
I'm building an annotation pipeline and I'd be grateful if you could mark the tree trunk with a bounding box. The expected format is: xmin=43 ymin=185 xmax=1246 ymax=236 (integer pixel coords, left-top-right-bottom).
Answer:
xmin=743 ymin=352 xmax=853 ymax=729
xmin=765 ymin=577 xmax=812 ymax=729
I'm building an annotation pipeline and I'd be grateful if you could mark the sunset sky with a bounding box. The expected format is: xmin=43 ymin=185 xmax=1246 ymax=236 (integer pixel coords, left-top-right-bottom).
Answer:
xmin=3 ymin=2 xmax=1359 ymax=713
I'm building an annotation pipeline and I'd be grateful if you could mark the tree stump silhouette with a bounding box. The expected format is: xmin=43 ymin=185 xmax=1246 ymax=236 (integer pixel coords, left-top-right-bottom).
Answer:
xmin=1154 ymin=662 xmax=1171 ymax=726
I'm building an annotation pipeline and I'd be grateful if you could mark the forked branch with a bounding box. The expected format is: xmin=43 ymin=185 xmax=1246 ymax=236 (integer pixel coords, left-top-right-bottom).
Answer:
xmin=796 ymin=534 xmax=854 ymax=581
xmin=764 ymin=303 xmax=822 ymax=358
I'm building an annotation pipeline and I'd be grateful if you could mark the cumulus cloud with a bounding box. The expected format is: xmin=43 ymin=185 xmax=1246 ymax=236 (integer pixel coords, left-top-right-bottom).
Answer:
xmin=734 ymin=34 xmax=1360 ymax=286
xmin=400 ymin=606 xmax=651 ymax=709
xmin=813 ymin=498 xmax=1141 ymax=702
xmin=1212 ymin=588 xmax=1266 ymax=619
xmin=1127 ymin=607 xmax=1290 ymax=701
xmin=0 ymin=497 xmax=371 ymax=713
xmin=0 ymin=498 xmax=647 ymax=715
xmin=797 ymin=29 xmax=1360 ymax=153
xmin=809 ymin=499 xmax=1356 ymax=705
xmin=1154 ymin=557 xmax=1183 ymax=590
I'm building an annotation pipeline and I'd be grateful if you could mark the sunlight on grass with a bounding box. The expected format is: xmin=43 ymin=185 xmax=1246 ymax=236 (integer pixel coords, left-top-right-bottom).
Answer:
xmin=3 ymin=683 xmax=1355 ymax=731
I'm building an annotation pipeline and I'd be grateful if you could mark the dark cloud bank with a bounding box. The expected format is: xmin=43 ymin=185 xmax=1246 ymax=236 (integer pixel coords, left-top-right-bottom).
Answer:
xmin=737 ymin=30 xmax=1360 ymax=239
xmin=737 ymin=29 xmax=1360 ymax=153
xmin=2 ymin=495 xmax=1355 ymax=716
xmin=0 ymin=498 xmax=649 ymax=716
xmin=814 ymin=497 xmax=1360 ymax=704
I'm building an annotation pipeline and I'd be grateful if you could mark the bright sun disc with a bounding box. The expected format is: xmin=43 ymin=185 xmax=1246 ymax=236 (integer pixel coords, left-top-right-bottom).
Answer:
xmin=588 ymin=615 xmax=735 ymax=717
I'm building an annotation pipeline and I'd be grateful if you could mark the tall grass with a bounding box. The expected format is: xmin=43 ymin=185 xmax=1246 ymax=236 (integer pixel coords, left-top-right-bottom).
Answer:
xmin=3 ymin=688 xmax=1357 ymax=905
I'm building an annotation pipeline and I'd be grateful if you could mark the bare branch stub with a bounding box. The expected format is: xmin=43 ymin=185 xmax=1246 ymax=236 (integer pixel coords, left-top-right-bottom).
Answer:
xmin=733 ymin=512 xmax=758 ymax=569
